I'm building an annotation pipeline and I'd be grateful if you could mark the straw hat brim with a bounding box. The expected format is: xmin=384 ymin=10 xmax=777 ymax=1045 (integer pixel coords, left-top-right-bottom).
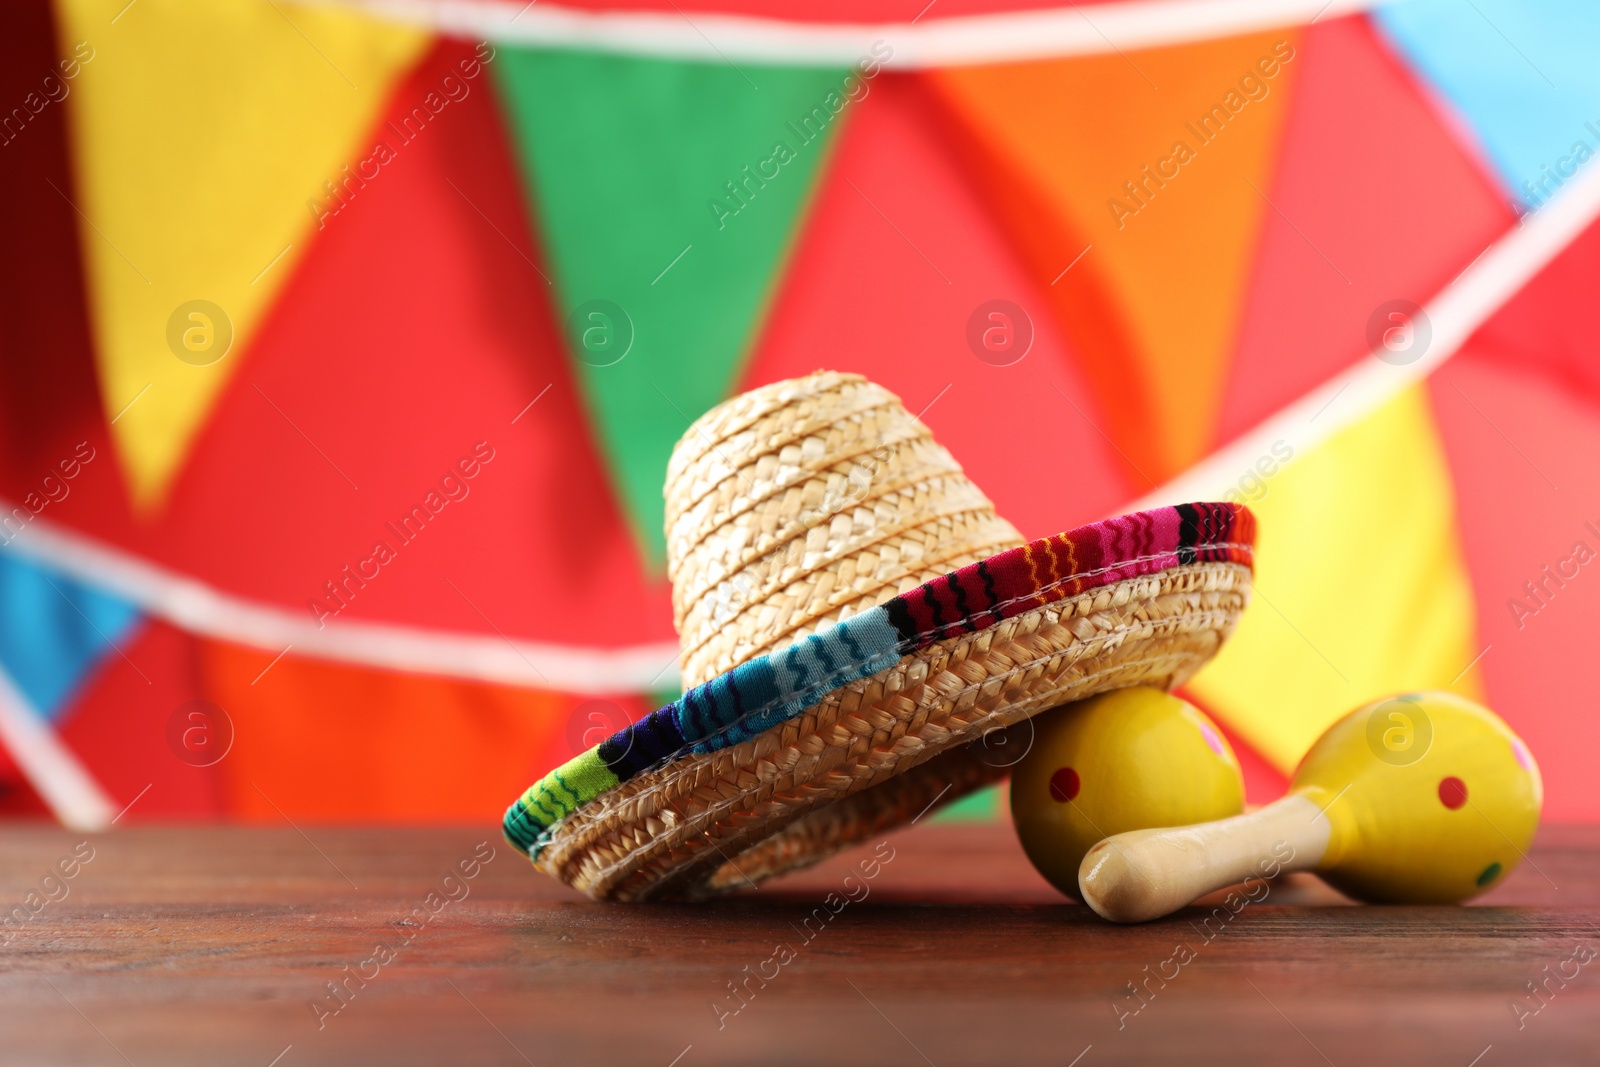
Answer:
xmin=504 ymin=501 xmax=1255 ymax=901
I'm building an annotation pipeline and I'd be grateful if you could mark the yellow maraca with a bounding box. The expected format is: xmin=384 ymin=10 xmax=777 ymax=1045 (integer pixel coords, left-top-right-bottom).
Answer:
xmin=1010 ymin=686 xmax=1246 ymax=899
xmin=1079 ymin=691 xmax=1543 ymax=922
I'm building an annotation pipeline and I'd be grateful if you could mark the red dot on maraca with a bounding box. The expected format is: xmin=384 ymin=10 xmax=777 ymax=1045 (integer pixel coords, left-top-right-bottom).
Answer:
xmin=1049 ymin=767 xmax=1080 ymax=803
xmin=1438 ymin=776 xmax=1468 ymax=810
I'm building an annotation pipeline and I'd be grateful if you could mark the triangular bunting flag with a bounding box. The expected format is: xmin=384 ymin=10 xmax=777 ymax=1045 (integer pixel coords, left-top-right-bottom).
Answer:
xmin=0 ymin=550 xmax=140 ymax=721
xmin=738 ymin=75 xmax=1132 ymax=535
xmin=928 ymin=31 xmax=1299 ymax=482
xmin=1213 ymin=17 xmax=1512 ymax=446
xmin=1187 ymin=386 xmax=1484 ymax=771
xmin=163 ymin=40 xmax=673 ymax=646
xmin=492 ymin=49 xmax=851 ymax=567
xmin=56 ymin=0 xmax=428 ymax=508
xmin=1375 ymin=0 xmax=1600 ymax=210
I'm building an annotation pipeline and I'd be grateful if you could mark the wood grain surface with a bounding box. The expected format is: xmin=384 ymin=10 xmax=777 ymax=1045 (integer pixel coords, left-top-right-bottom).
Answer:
xmin=1 ymin=821 xmax=1596 ymax=1066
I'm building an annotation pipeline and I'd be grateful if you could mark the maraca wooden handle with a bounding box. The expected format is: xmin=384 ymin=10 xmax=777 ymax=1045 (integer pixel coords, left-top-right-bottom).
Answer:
xmin=1078 ymin=794 xmax=1330 ymax=923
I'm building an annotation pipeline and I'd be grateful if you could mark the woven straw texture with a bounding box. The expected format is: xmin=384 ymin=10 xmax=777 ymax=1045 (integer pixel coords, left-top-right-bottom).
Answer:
xmin=516 ymin=371 xmax=1252 ymax=900
xmin=538 ymin=561 xmax=1250 ymax=900
xmin=664 ymin=371 xmax=1024 ymax=688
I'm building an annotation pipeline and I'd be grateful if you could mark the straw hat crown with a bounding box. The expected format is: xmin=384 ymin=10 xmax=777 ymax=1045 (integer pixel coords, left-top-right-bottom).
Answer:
xmin=664 ymin=371 xmax=1024 ymax=688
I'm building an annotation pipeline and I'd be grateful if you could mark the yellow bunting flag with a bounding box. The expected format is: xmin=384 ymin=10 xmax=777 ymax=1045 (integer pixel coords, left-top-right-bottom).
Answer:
xmin=56 ymin=0 xmax=428 ymax=507
xmin=1187 ymin=385 xmax=1485 ymax=771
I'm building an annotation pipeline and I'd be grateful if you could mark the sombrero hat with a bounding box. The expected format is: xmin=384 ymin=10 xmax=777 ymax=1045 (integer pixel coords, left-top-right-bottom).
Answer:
xmin=504 ymin=371 xmax=1255 ymax=901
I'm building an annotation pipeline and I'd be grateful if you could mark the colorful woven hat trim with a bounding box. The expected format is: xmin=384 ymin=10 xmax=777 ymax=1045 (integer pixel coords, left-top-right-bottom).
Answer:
xmin=504 ymin=501 xmax=1254 ymax=859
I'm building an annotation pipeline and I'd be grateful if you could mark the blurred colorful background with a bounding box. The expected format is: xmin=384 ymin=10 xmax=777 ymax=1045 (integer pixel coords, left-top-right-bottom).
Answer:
xmin=2 ymin=0 xmax=1597 ymax=831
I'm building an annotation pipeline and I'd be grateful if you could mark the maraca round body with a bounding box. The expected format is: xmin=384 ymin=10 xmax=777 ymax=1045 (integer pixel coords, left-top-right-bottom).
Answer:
xmin=1010 ymin=686 xmax=1245 ymax=898
xmin=1300 ymin=690 xmax=1542 ymax=903
xmin=1077 ymin=690 xmax=1545 ymax=922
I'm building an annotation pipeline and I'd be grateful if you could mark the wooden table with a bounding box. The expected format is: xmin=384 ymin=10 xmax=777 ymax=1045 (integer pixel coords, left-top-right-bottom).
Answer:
xmin=1 ymin=822 xmax=1596 ymax=1065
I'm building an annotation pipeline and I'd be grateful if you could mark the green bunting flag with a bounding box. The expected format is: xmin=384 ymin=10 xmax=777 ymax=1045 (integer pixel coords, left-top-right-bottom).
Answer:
xmin=493 ymin=49 xmax=851 ymax=568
